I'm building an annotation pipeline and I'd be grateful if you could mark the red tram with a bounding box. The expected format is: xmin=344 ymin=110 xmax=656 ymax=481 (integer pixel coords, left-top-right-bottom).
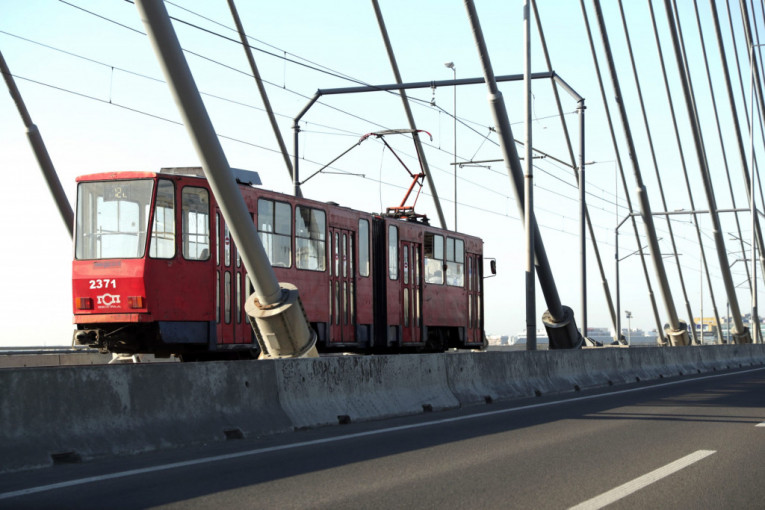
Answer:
xmin=72 ymin=167 xmax=486 ymax=359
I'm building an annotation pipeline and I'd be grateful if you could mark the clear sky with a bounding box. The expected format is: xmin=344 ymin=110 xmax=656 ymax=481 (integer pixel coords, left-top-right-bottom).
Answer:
xmin=1 ymin=0 xmax=763 ymax=347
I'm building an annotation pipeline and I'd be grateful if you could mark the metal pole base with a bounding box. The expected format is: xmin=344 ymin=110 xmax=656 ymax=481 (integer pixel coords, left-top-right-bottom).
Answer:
xmin=664 ymin=321 xmax=690 ymax=346
xmin=245 ymin=283 xmax=318 ymax=358
xmin=542 ymin=305 xmax=584 ymax=349
xmin=730 ymin=327 xmax=752 ymax=344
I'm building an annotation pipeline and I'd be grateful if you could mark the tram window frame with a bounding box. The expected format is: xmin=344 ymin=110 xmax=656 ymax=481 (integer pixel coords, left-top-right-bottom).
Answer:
xmin=388 ymin=224 xmax=398 ymax=280
xmin=181 ymin=186 xmax=210 ymax=261
xmin=424 ymin=233 xmax=444 ymax=284
xmin=224 ymin=271 xmax=232 ymax=324
xmin=216 ymin=270 xmax=220 ymax=324
xmin=295 ymin=206 xmax=326 ymax=271
xmin=236 ymin=272 xmax=242 ymax=324
xmin=75 ymin=179 xmax=154 ymax=260
xmin=446 ymin=237 xmax=465 ymax=287
xmin=358 ymin=219 xmax=370 ymax=277
xmin=224 ymin=222 xmax=231 ymax=267
xmin=149 ymin=179 xmax=176 ymax=259
xmin=215 ymin=213 xmax=220 ymax=266
xmin=257 ymin=198 xmax=292 ymax=268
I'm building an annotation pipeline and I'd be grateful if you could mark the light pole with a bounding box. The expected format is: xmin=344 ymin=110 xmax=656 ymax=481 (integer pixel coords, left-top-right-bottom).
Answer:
xmin=445 ymin=61 xmax=457 ymax=231
xmin=625 ymin=310 xmax=632 ymax=345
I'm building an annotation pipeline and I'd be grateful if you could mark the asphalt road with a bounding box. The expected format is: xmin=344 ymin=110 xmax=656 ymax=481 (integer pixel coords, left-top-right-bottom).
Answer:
xmin=2 ymin=367 xmax=764 ymax=509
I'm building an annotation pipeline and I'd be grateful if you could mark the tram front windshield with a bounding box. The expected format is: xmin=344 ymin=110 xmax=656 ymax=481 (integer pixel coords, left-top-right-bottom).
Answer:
xmin=75 ymin=180 xmax=155 ymax=260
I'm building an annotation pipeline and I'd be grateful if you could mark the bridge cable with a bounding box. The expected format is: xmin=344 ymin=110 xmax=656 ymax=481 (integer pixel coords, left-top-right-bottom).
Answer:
xmin=646 ymin=0 xmax=726 ymax=343
xmin=617 ymin=0 xmax=697 ymax=342
xmin=580 ymin=0 xmax=667 ymax=342
xmin=532 ymin=0 xmax=618 ymax=336
xmin=689 ymin=0 xmax=753 ymax=342
xmin=661 ymin=0 xmax=752 ymax=342
xmin=583 ymin=0 xmax=677 ymax=344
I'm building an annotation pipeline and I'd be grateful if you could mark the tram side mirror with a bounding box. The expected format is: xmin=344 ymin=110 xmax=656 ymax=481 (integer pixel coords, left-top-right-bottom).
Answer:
xmin=485 ymin=258 xmax=497 ymax=278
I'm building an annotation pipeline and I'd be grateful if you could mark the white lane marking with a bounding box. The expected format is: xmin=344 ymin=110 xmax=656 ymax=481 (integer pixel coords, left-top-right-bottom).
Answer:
xmin=1 ymin=367 xmax=762 ymax=501
xmin=757 ymin=422 xmax=765 ymax=427
xmin=569 ymin=450 xmax=716 ymax=510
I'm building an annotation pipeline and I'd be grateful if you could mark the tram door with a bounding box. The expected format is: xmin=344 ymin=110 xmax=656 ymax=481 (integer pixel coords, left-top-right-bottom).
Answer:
xmin=329 ymin=227 xmax=356 ymax=344
xmin=215 ymin=212 xmax=248 ymax=345
xmin=466 ymin=253 xmax=482 ymax=343
xmin=400 ymin=241 xmax=422 ymax=344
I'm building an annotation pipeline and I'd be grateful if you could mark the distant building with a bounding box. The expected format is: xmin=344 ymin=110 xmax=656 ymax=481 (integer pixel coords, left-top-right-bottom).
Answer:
xmin=486 ymin=335 xmax=510 ymax=346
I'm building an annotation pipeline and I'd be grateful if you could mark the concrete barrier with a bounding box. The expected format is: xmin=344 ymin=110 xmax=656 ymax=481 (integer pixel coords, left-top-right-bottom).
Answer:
xmin=444 ymin=350 xmax=565 ymax=405
xmin=0 ymin=352 xmax=179 ymax=368
xmin=1 ymin=345 xmax=764 ymax=473
xmin=0 ymin=352 xmax=112 ymax=368
xmin=0 ymin=361 xmax=290 ymax=473
xmin=276 ymin=354 xmax=459 ymax=429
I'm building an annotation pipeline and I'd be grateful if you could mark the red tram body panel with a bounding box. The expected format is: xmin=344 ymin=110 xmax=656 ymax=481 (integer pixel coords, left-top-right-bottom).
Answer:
xmin=72 ymin=168 xmax=485 ymax=358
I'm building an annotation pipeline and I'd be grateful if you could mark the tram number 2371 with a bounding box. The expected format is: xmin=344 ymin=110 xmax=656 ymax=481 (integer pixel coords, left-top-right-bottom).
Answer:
xmin=89 ymin=279 xmax=117 ymax=290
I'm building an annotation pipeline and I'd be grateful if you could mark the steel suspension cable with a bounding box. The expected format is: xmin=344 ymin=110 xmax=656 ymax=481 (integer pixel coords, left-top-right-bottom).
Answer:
xmin=723 ymin=0 xmax=765 ymax=341
xmin=616 ymin=0 xmax=697 ymax=343
xmin=646 ymin=0 xmax=718 ymax=344
xmin=592 ymin=0 xmax=688 ymax=344
xmin=671 ymin=0 xmax=737 ymax=341
xmin=531 ymin=0 xmax=618 ymax=336
xmin=722 ymin=0 xmax=765 ymax=281
xmin=580 ymin=0 xmax=666 ymax=343
xmin=530 ymin=0 xmax=576 ymax=167
xmin=737 ymin=0 xmax=765 ymax=341
xmin=735 ymin=0 xmax=765 ymax=213
xmin=662 ymin=0 xmax=751 ymax=343
xmin=689 ymin=0 xmax=750 ymax=342
xmin=371 ymin=0 xmax=447 ymax=229
xmin=746 ymin=0 xmax=765 ymax=211
xmin=725 ymin=0 xmax=765 ymax=197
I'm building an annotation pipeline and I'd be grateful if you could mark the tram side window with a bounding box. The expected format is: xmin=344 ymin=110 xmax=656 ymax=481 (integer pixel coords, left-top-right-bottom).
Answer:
xmin=358 ymin=219 xmax=370 ymax=277
xmin=446 ymin=238 xmax=465 ymax=287
xmin=149 ymin=180 xmax=176 ymax=259
xmin=424 ymin=233 xmax=444 ymax=284
xmin=181 ymin=187 xmax=210 ymax=260
xmin=295 ymin=206 xmax=326 ymax=271
xmin=388 ymin=225 xmax=398 ymax=280
xmin=258 ymin=199 xmax=291 ymax=267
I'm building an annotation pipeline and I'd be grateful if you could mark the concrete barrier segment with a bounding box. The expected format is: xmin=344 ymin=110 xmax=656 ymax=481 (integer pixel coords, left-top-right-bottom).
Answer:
xmin=274 ymin=354 xmax=459 ymax=429
xmin=588 ymin=347 xmax=636 ymax=386
xmin=540 ymin=350 xmax=600 ymax=392
xmin=0 ymin=361 xmax=290 ymax=473
xmin=444 ymin=351 xmax=547 ymax=405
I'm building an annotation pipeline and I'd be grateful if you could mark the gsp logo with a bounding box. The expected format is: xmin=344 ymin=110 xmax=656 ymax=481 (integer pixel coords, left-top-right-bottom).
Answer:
xmin=96 ymin=293 xmax=121 ymax=308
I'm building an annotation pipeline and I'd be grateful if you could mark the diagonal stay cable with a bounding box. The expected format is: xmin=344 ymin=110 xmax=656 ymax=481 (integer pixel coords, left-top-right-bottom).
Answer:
xmin=581 ymin=0 xmax=666 ymax=343
xmin=690 ymin=0 xmax=751 ymax=340
xmin=532 ymin=0 xmax=617 ymax=334
xmin=593 ymin=0 xmax=687 ymax=341
xmin=662 ymin=0 xmax=751 ymax=342
xmin=617 ymin=0 xmax=696 ymax=342
xmin=646 ymin=0 xmax=725 ymax=343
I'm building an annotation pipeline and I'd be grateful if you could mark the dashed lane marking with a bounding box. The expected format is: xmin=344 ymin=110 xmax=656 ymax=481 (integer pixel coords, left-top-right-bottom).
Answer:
xmin=569 ymin=450 xmax=716 ymax=510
